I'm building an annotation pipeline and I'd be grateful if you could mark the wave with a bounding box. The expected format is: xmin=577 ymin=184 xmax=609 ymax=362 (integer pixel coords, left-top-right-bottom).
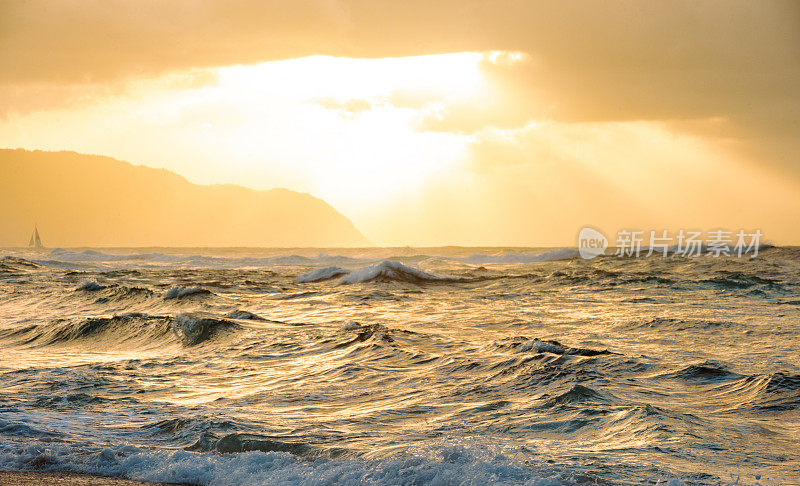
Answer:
xmin=657 ymin=362 xmax=800 ymax=412
xmin=0 ymin=314 xmax=173 ymax=347
xmin=757 ymin=373 xmax=800 ymax=411
xmin=274 ymin=291 xmax=322 ymax=300
xmin=0 ymin=256 xmax=41 ymax=271
xmin=0 ymin=420 xmax=62 ymax=439
xmin=501 ymin=337 xmax=614 ymax=357
xmin=40 ymin=248 xmax=583 ymax=273
xmin=75 ymin=279 xmax=106 ymax=291
xmin=33 ymin=393 xmax=139 ymax=410
xmin=164 ymin=286 xmax=214 ymax=299
xmin=296 ymin=261 xmax=521 ymax=286
xmin=297 ymin=260 xmax=461 ymax=285
xmin=296 ymin=266 xmax=350 ymax=283
xmin=330 ymin=323 xmax=397 ymax=351
xmin=542 ymin=268 xmax=679 ymax=288
xmin=50 ymin=248 xmax=185 ymax=263
xmin=706 ymin=372 xmax=800 ymax=413
xmin=700 ymin=272 xmax=784 ymax=290
xmin=172 ymin=313 xmax=241 ymax=346
xmin=342 ymin=320 xmax=362 ymax=331
xmin=145 ymin=417 xmax=242 ymax=451
xmin=96 ymin=286 xmax=155 ymax=304
xmin=224 ymin=310 xmax=269 ymax=321
xmin=74 ymin=281 xmax=159 ymax=304
xmin=0 ymin=312 xmax=240 ymax=348
xmin=630 ymin=242 xmax=774 ymax=257
xmin=14 ymin=244 xmax=784 ymax=278
xmin=663 ymin=361 xmax=744 ymax=382
xmin=339 ymin=260 xmax=449 ymax=284
xmin=0 ymin=439 xmax=573 ymax=486
xmin=457 ymin=248 xmax=579 ymax=265
xmin=68 ymin=282 xmax=159 ymax=306
xmin=540 ymin=384 xmax=616 ymax=408
xmin=616 ymin=318 xmax=732 ymax=332
xmin=191 ymin=433 xmax=315 ymax=456
xmin=344 ymin=289 xmax=407 ymax=302
xmin=46 ymin=248 xmax=369 ymax=268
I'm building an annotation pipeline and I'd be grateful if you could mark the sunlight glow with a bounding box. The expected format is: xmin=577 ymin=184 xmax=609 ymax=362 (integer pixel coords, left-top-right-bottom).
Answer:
xmin=216 ymin=53 xmax=487 ymax=102
xmin=3 ymin=48 xmax=796 ymax=246
xmin=150 ymin=52 xmax=489 ymax=211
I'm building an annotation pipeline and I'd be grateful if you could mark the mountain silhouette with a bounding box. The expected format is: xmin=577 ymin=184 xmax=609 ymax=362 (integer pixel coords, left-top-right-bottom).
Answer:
xmin=0 ymin=149 xmax=369 ymax=247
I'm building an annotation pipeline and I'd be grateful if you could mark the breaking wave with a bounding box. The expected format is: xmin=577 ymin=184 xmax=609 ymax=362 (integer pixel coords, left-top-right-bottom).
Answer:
xmin=0 ymin=313 xmax=240 ymax=348
xmin=0 ymin=439 xmax=571 ymax=486
xmin=172 ymin=313 xmax=241 ymax=346
xmin=76 ymin=279 xmax=106 ymax=291
xmin=497 ymin=337 xmax=615 ymax=357
xmin=296 ymin=260 xmax=459 ymax=285
xmin=0 ymin=314 xmax=173 ymax=347
xmin=340 ymin=260 xmax=449 ymax=284
xmin=164 ymin=286 xmax=214 ymax=299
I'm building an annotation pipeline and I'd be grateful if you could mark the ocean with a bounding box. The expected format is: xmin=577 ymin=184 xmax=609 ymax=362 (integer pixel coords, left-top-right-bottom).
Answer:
xmin=0 ymin=246 xmax=798 ymax=485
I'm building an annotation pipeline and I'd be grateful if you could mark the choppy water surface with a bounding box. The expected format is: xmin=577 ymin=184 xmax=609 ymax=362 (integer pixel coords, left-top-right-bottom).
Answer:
xmin=1 ymin=247 xmax=799 ymax=485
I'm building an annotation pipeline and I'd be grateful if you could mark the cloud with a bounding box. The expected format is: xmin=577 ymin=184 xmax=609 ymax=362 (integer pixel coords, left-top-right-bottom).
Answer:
xmin=0 ymin=69 xmax=219 ymax=119
xmin=2 ymin=1 xmax=797 ymax=140
xmin=0 ymin=0 xmax=351 ymax=84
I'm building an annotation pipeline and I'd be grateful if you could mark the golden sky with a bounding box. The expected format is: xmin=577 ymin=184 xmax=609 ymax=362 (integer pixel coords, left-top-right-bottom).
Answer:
xmin=1 ymin=1 xmax=799 ymax=245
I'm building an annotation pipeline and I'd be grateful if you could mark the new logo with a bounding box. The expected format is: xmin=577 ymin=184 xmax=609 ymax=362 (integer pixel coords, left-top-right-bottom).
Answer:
xmin=578 ymin=227 xmax=608 ymax=259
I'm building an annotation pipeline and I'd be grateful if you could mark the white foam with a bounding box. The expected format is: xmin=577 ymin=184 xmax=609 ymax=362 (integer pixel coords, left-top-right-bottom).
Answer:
xmin=338 ymin=260 xmax=443 ymax=284
xmin=342 ymin=320 xmax=362 ymax=330
xmin=0 ymin=439 xmax=574 ymax=486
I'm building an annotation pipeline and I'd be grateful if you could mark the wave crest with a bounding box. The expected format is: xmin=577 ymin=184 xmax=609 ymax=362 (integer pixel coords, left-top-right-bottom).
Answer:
xmin=172 ymin=313 xmax=241 ymax=346
xmin=0 ymin=314 xmax=173 ymax=347
xmin=164 ymin=286 xmax=214 ymax=299
xmin=340 ymin=260 xmax=445 ymax=284
xmin=298 ymin=261 xmax=457 ymax=285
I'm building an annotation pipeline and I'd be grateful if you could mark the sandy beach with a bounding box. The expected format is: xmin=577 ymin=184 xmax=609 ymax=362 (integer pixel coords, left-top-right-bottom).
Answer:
xmin=0 ymin=471 xmax=188 ymax=485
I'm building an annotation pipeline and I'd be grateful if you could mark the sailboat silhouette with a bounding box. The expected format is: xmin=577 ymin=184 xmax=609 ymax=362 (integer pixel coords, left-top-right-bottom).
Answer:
xmin=28 ymin=224 xmax=44 ymax=249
